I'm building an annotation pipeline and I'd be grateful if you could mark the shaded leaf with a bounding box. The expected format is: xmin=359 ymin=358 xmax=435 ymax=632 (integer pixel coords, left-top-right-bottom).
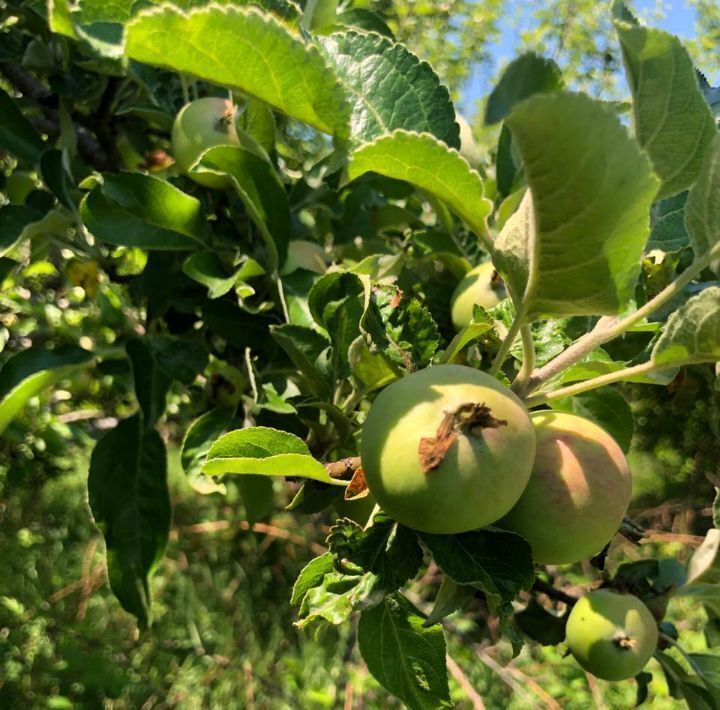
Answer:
xmin=347 ymin=131 xmax=491 ymax=244
xmin=613 ymin=1 xmax=716 ymax=198
xmin=496 ymin=92 xmax=659 ymax=319
xmin=485 ymin=52 xmax=563 ymax=125
xmin=358 ymin=594 xmax=451 ymax=710
xmin=87 ymin=414 xmax=171 ymax=628
xmin=0 ymin=345 xmax=92 ymax=435
xmin=80 ymin=173 xmax=209 ymax=250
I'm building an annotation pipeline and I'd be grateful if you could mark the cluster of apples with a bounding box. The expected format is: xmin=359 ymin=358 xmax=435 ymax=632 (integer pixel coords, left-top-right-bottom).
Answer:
xmin=171 ymin=100 xmax=658 ymax=682
xmin=360 ymin=361 xmax=654 ymax=681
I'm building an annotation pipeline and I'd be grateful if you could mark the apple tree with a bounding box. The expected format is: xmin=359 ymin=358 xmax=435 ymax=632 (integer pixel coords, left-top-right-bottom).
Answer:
xmin=2 ymin=0 xmax=720 ymax=706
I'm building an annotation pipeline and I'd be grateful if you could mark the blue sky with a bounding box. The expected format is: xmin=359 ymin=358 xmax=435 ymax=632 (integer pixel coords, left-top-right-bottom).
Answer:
xmin=459 ymin=0 xmax=705 ymax=116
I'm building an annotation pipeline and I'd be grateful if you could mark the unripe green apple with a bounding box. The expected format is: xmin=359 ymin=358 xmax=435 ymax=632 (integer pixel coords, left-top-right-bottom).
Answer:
xmin=171 ymin=97 xmax=239 ymax=188
xmin=566 ymin=589 xmax=658 ymax=681
xmin=450 ymin=262 xmax=505 ymax=331
xmin=360 ymin=364 xmax=536 ymax=534
xmin=499 ymin=411 xmax=631 ymax=565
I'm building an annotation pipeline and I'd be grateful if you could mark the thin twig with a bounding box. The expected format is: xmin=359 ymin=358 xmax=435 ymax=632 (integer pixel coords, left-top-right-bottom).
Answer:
xmin=180 ymin=519 xmax=327 ymax=556
xmin=446 ymin=654 xmax=486 ymax=709
xmin=325 ymin=457 xmax=362 ymax=480
xmin=532 ymin=579 xmax=577 ymax=606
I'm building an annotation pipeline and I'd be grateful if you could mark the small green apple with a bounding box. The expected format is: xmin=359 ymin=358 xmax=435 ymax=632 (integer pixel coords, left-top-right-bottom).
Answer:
xmin=450 ymin=262 xmax=505 ymax=331
xmin=171 ymin=97 xmax=239 ymax=188
xmin=566 ymin=589 xmax=658 ymax=681
xmin=360 ymin=364 xmax=536 ymax=534
xmin=499 ymin=411 xmax=631 ymax=565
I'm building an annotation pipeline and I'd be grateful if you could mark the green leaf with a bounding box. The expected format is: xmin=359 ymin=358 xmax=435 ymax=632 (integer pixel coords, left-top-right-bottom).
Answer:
xmin=347 ymin=131 xmax=491 ymax=245
xmin=80 ymin=173 xmax=209 ymax=250
xmin=515 ymin=599 xmax=567 ymax=646
xmin=196 ymin=144 xmax=291 ymax=268
xmin=685 ymin=133 xmax=720 ymax=262
xmin=237 ymin=98 xmax=276 ymax=154
xmin=0 ymin=205 xmax=43 ymax=257
xmin=553 ymin=387 xmax=634 ymax=453
xmin=291 ymin=552 xmax=335 ymax=605
xmin=270 ymin=324 xmax=331 ymax=398
xmin=613 ymin=2 xmax=716 ymax=199
xmin=686 ymin=529 xmax=720 ymax=586
xmin=442 ymin=319 xmax=496 ymax=364
xmin=298 ymin=570 xmax=381 ymax=628
xmin=87 ymin=414 xmax=171 ymax=628
xmin=302 ymin=0 xmax=338 ymax=33
xmin=358 ymin=593 xmax=451 ymax=710
xmin=319 ymin=32 xmax=459 ymax=147
xmin=424 ymin=577 xmax=476 ymax=627
xmin=181 ymin=406 xmax=236 ymax=495
xmin=420 ymin=529 xmax=534 ymax=611
xmin=651 ymin=287 xmax=720 ymax=367
xmin=337 ymin=8 xmax=393 ymax=37
xmin=127 ymin=339 xmax=171 ymax=431
xmin=495 ymin=92 xmax=659 ymax=319
xmin=347 ymin=336 xmax=399 ymax=393
xmin=484 ymin=53 xmax=563 ymax=125
xmin=308 ymin=271 xmax=367 ymax=379
xmin=126 ymin=5 xmax=349 ymax=139
xmin=0 ymin=87 xmax=45 ymax=165
xmin=182 ymin=252 xmax=240 ymax=299
xmin=689 ymin=654 xmax=720 ymax=702
xmin=327 ymin=516 xmax=423 ymax=591
xmin=40 ymin=149 xmax=75 ymax=210
xmin=0 ymin=345 xmax=92 ymax=435
xmin=149 ymin=335 xmax=208 ymax=385
xmin=360 ymin=284 xmax=440 ymax=373
xmin=647 ymin=209 xmax=690 ymax=253
xmin=202 ymin=426 xmax=343 ymax=484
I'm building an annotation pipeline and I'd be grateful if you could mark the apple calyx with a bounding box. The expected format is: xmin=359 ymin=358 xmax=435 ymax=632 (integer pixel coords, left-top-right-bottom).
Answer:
xmin=418 ymin=402 xmax=507 ymax=472
xmin=613 ymin=634 xmax=637 ymax=651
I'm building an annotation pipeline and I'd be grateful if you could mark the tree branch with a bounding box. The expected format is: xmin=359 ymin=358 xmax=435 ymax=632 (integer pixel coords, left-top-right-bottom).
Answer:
xmin=1 ymin=62 xmax=118 ymax=172
xmin=532 ymin=579 xmax=577 ymax=606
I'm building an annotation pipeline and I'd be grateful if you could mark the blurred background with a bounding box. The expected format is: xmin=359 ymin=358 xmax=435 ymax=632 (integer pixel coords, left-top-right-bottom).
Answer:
xmin=2 ymin=1 xmax=720 ymax=707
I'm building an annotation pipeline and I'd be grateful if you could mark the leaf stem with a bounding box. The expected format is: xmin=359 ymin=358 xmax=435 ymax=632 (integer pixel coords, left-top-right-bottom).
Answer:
xmin=489 ymin=309 xmax=525 ymax=378
xmin=511 ymin=324 xmax=535 ymax=391
xmin=519 ymin=249 xmax=718 ymax=397
xmin=525 ymin=361 xmax=659 ymax=407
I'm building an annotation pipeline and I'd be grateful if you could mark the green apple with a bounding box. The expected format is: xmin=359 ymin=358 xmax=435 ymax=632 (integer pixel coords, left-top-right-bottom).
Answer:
xmin=450 ymin=262 xmax=505 ymax=331
xmin=566 ymin=589 xmax=658 ymax=681
xmin=499 ymin=411 xmax=631 ymax=565
xmin=171 ymin=97 xmax=239 ymax=188
xmin=360 ymin=364 xmax=536 ymax=534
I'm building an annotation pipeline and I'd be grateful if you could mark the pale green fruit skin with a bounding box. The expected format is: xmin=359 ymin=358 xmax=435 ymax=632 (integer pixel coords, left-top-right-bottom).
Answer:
xmin=450 ymin=262 xmax=504 ymax=331
xmin=171 ymin=97 xmax=239 ymax=188
xmin=360 ymin=364 xmax=536 ymax=534
xmin=499 ymin=411 xmax=631 ymax=565
xmin=566 ymin=590 xmax=658 ymax=681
